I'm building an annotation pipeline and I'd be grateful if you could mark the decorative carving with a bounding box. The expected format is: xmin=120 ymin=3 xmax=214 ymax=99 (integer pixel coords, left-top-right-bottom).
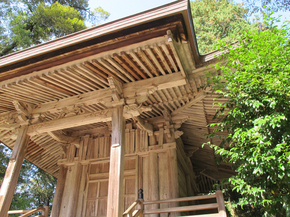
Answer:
xmin=162 ymin=108 xmax=174 ymax=139
xmin=108 ymin=76 xmax=123 ymax=101
xmin=56 ymin=104 xmax=85 ymax=119
xmin=47 ymin=131 xmax=80 ymax=148
xmin=12 ymin=101 xmax=32 ymax=122
xmin=124 ymin=103 xmax=151 ymax=117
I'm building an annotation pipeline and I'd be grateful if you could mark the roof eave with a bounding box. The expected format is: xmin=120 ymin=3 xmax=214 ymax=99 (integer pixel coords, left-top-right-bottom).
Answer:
xmin=0 ymin=0 xmax=199 ymax=68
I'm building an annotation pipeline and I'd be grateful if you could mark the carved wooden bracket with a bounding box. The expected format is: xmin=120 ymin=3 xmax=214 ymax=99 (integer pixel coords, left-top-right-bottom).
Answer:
xmin=47 ymin=131 xmax=80 ymax=148
xmin=123 ymin=104 xmax=151 ymax=117
xmin=12 ymin=101 xmax=33 ymax=123
xmin=108 ymin=76 xmax=123 ymax=102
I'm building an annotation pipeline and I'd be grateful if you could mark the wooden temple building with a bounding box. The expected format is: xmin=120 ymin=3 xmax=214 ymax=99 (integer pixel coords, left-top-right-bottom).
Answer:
xmin=0 ymin=0 xmax=231 ymax=216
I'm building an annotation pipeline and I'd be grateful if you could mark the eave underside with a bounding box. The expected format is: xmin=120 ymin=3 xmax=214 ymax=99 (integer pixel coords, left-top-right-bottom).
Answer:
xmin=0 ymin=15 xmax=231 ymax=184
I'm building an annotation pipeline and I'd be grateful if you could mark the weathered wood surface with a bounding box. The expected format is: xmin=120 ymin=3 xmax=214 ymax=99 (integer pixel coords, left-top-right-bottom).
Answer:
xmin=50 ymin=165 xmax=67 ymax=217
xmin=58 ymin=163 xmax=82 ymax=217
xmin=107 ymin=106 xmax=125 ymax=217
xmin=0 ymin=126 xmax=30 ymax=216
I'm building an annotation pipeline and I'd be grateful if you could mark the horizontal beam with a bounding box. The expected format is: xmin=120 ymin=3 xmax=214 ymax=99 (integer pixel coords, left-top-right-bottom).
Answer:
xmin=143 ymin=203 xmax=219 ymax=214
xmin=27 ymin=109 xmax=113 ymax=136
xmin=27 ymin=106 xmax=151 ymax=136
xmin=123 ymin=72 xmax=186 ymax=98
xmin=33 ymin=72 xmax=186 ymax=114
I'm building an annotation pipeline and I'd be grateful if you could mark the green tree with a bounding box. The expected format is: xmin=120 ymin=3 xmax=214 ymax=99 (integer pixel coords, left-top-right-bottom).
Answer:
xmin=29 ymin=168 xmax=57 ymax=208
xmin=242 ymin=0 xmax=290 ymax=14
xmin=190 ymin=0 xmax=253 ymax=54
xmin=0 ymin=0 xmax=109 ymax=56
xmin=207 ymin=18 xmax=290 ymax=216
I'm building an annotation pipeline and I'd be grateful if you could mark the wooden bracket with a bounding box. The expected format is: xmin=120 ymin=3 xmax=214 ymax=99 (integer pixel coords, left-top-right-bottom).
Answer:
xmin=124 ymin=103 xmax=151 ymax=117
xmin=133 ymin=116 xmax=153 ymax=136
xmin=12 ymin=101 xmax=33 ymax=123
xmin=47 ymin=131 xmax=80 ymax=148
xmin=108 ymin=76 xmax=123 ymax=102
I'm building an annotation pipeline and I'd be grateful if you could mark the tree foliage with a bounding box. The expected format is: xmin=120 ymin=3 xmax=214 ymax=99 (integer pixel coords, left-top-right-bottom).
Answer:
xmin=190 ymin=0 xmax=253 ymax=54
xmin=0 ymin=143 xmax=57 ymax=212
xmin=243 ymin=0 xmax=290 ymax=14
xmin=207 ymin=18 xmax=290 ymax=216
xmin=0 ymin=0 xmax=110 ymax=56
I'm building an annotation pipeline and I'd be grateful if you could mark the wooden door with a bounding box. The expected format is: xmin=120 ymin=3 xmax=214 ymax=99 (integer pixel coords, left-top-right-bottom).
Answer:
xmin=84 ymin=157 xmax=137 ymax=217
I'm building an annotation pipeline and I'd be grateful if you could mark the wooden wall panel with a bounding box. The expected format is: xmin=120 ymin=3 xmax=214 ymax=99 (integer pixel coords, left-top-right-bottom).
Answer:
xmin=83 ymin=157 xmax=137 ymax=217
xmin=53 ymin=128 xmax=192 ymax=217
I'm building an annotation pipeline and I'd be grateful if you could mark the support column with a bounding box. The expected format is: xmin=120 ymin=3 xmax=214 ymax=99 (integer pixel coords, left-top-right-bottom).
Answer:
xmin=59 ymin=163 xmax=82 ymax=217
xmin=168 ymin=148 xmax=179 ymax=217
xmin=50 ymin=165 xmax=67 ymax=217
xmin=0 ymin=126 xmax=30 ymax=216
xmin=148 ymin=152 xmax=159 ymax=217
xmin=107 ymin=105 xmax=125 ymax=217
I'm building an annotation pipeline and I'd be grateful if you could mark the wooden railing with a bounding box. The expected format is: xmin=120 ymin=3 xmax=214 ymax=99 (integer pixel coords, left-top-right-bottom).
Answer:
xmin=7 ymin=206 xmax=49 ymax=217
xmin=123 ymin=190 xmax=227 ymax=217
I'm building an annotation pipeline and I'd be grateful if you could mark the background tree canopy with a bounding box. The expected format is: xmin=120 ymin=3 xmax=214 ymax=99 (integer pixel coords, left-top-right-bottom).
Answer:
xmin=190 ymin=0 xmax=253 ymax=54
xmin=190 ymin=0 xmax=290 ymax=54
xmin=207 ymin=17 xmax=290 ymax=216
xmin=0 ymin=0 xmax=110 ymax=56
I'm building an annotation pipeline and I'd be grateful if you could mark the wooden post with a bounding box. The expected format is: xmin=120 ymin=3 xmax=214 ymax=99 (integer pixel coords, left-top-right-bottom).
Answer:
xmin=148 ymin=152 xmax=159 ymax=217
xmin=59 ymin=163 xmax=82 ymax=217
xmin=75 ymin=164 xmax=89 ymax=217
xmin=50 ymin=165 xmax=67 ymax=217
xmin=107 ymin=105 xmax=125 ymax=217
xmin=43 ymin=206 xmax=49 ymax=217
xmin=0 ymin=126 xmax=30 ymax=216
xmin=216 ymin=190 xmax=227 ymax=217
xmin=168 ymin=148 xmax=179 ymax=217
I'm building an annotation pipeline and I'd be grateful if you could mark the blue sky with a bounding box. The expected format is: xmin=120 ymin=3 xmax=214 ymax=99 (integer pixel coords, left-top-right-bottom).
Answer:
xmin=88 ymin=0 xmax=289 ymax=25
xmin=88 ymin=0 xmax=176 ymax=23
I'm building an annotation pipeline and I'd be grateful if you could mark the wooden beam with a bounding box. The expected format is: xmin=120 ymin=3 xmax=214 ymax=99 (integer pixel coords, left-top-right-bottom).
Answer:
xmin=0 ymin=126 xmax=30 ymax=216
xmin=123 ymin=72 xmax=186 ymax=98
xmin=32 ymin=72 xmax=186 ymax=115
xmin=27 ymin=105 xmax=150 ymax=136
xmin=27 ymin=109 xmax=113 ymax=136
xmin=107 ymin=106 xmax=125 ymax=217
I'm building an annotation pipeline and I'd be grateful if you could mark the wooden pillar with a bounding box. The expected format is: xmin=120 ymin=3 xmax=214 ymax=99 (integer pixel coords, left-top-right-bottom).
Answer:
xmin=107 ymin=105 xmax=125 ymax=217
xmin=168 ymin=148 xmax=179 ymax=217
xmin=59 ymin=163 xmax=82 ymax=217
xmin=148 ymin=152 xmax=159 ymax=217
xmin=43 ymin=205 xmax=49 ymax=217
xmin=75 ymin=164 xmax=89 ymax=217
xmin=0 ymin=126 xmax=30 ymax=216
xmin=50 ymin=165 xmax=67 ymax=217
xmin=216 ymin=190 xmax=227 ymax=217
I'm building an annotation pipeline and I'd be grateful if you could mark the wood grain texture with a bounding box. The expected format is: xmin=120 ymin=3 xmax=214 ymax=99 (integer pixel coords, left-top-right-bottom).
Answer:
xmin=0 ymin=126 xmax=30 ymax=216
xmin=107 ymin=106 xmax=125 ymax=217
